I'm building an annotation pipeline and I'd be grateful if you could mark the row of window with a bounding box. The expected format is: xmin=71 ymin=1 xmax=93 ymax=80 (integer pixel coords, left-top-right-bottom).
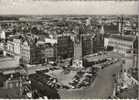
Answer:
xmin=109 ymin=40 xmax=133 ymax=48
xmin=114 ymin=46 xmax=130 ymax=52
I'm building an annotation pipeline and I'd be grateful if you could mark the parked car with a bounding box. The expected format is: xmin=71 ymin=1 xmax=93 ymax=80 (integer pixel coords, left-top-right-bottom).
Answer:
xmin=62 ymin=85 xmax=70 ymax=89
xmin=106 ymin=57 xmax=112 ymax=61
xmin=82 ymin=80 xmax=90 ymax=85
xmin=93 ymin=65 xmax=102 ymax=69
xmin=76 ymin=84 xmax=82 ymax=88
xmin=77 ymin=81 xmax=89 ymax=88
xmin=85 ymin=74 xmax=92 ymax=78
xmin=69 ymin=80 xmax=78 ymax=86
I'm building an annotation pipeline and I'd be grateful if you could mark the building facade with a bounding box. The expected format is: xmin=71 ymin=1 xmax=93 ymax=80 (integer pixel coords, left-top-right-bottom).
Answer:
xmin=57 ymin=34 xmax=74 ymax=59
xmin=0 ymin=30 xmax=6 ymax=40
xmin=6 ymin=39 xmax=14 ymax=56
xmin=20 ymin=37 xmax=45 ymax=65
xmin=13 ymin=38 xmax=21 ymax=55
xmin=5 ymin=35 xmax=22 ymax=56
xmin=107 ymin=34 xmax=137 ymax=55
xmin=21 ymin=40 xmax=31 ymax=64
xmin=43 ymin=43 xmax=55 ymax=63
xmin=81 ymin=34 xmax=94 ymax=56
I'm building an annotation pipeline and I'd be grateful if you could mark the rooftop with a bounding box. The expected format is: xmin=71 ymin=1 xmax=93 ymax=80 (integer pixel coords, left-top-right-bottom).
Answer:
xmin=0 ymin=87 xmax=23 ymax=99
xmin=103 ymin=24 xmax=119 ymax=34
xmin=110 ymin=34 xmax=136 ymax=42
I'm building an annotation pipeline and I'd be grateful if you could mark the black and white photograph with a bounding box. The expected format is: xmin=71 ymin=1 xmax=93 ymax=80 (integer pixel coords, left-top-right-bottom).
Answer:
xmin=0 ymin=0 xmax=138 ymax=99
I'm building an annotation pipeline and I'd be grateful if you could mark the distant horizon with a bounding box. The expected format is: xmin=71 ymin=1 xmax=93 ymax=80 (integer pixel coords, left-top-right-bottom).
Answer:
xmin=0 ymin=14 xmax=138 ymax=16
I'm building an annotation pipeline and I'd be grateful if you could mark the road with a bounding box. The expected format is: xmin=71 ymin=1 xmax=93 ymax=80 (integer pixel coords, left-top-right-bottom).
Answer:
xmin=58 ymin=61 xmax=122 ymax=99
xmin=0 ymin=57 xmax=19 ymax=69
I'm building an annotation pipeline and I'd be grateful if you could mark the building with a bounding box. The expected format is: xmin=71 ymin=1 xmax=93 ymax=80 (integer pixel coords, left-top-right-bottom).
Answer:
xmin=44 ymin=38 xmax=57 ymax=45
xmin=72 ymin=25 xmax=86 ymax=68
xmin=0 ymin=42 xmax=5 ymax=56
xmin=57 ymin=34 xmax=74 ymax=59
xmin=36 ymin=42 xmax=55 ymax=63
xmin=0 ymin=30 xmax=6 ymax=40
xmin=0 ymin=30 xmax=14 ymax=56
xmin=6 ymin=38 xmax=14 ymax=56
xmin=72 ymin=34 xmax=83 ymax=68
xmin=71 ymin=24 xmax=97 ymax=68
xmin=13 ymin=38 xmax=21 ymax=55
xmin=4 ymin=78 xmax=22 ymax=89
xmin=20 ymin=36 xmax=45 ymax=65
xmin=30 ymin=75 xmax=60 ymax=99
xmin=4 ymin=35 xmax=22 ymax=56
xmin=0 ymin=73 xmax=31 ymax=98
xmin=81 ymin=34 xmax=94 ymax=56
xmin=36 ymin=35 xmax=57 ymax=63
xmin=104 ymin=37 xmax=109 ymax=49
xmin=107 ymin=34 xmax=137 ymax=55
xmin=93 ymin=25 xmax=105 ymax=53
xmin=20 ymin=39 xmax=31 ymax=64
xmin=44 ymin=43 xmax=55 ymax=63
xmin=103 ymin=23 xmax=119 ymax=34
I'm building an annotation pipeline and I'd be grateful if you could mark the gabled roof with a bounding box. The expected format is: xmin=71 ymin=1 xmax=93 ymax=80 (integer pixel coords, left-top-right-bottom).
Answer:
xmin=22 ymin=35 xmax=37 ymax=47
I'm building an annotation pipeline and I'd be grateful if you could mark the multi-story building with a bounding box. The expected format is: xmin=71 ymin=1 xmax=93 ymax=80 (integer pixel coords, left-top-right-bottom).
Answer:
xmin=4 ymin=78 xmax=22 ymax=89
xmin=6 ymin=35 xmax=22 ymax=56
xmin=36 ymin=41 xmax=55 ymax=63
xmin=107 ymin=34 xmax=137 ymax=55
xmin=43 ymin=43 xmax=55 ymax=63
xmin=72 ymin=25 xmax=87 ymax=68
xmin=93 ymin=25 xmax=105 ymax=53
xmin=20 ymin=39 xmax=31 ymax=64
xmin=103 ymin=23 xmax=119 ymax=34
xmin=20 ymin=36 xmax=45 ymax=65
xmin=81 ymin=34 xmax=94 ymax=56
xmin=36 ymin=35 xmax=57 ymax=63
xmin=0 ymin=30 xmax=6 ymax=40
xmin=57 ymin=34 xmax=74 ymax=59
xmin=6 ymin=38 xmax=14 ymax=56
xmin=13 ymin=38 xmax=21 ymax=55
xmin=0 ymin=42 xmax=5 ymax=56
xmin=72 ymin=34 xmax=83 ymax=68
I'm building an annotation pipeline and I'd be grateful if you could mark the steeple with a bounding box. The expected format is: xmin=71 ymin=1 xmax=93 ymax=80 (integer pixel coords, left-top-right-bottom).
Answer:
xmin=100 ymin=25 xmax=105 ymax=35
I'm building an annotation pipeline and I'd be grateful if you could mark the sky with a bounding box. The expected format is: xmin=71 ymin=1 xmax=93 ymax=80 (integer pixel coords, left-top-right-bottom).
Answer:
xmin=0 ymin=0 xmax=138 ymax=15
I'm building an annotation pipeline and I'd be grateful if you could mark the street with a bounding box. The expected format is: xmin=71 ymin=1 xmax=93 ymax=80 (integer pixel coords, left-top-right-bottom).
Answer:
xmin=58 ymin=61 xmax=122 ymax=99
xmin=0 ymin=56 xmax=19 ymax=69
